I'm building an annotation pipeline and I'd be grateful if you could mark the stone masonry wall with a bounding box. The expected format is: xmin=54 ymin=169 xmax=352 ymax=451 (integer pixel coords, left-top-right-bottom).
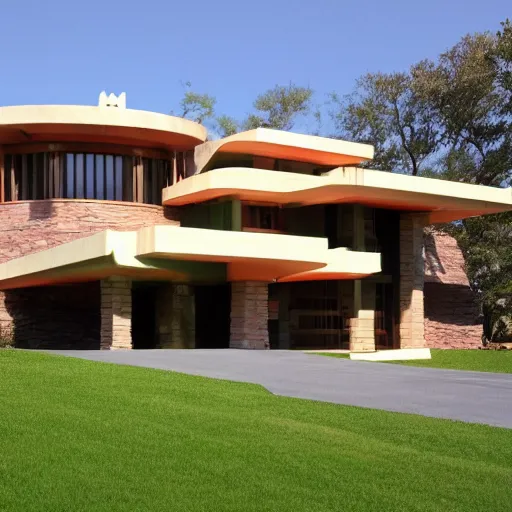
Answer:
xmin=3 ymin=282 xmax=100 ymax=349
xmin=349 ymin=310 xmax=375 ymax=352
xmin=0 ymin=200 xmax=179 ymax=264
xmin=100 ymin=277 xmax=132 ymax=350
xmin=400 ymin=214 xmax=426 ymax=348
xmin=230 ymin=282 xmax=269 ymax=349
xmin=0 ymin=200 xmax=180 ymax=344
xmin=424 ymin=230 xmax=481 ymax=348
xmin=349 ymin=280 xmax=376 ymax=352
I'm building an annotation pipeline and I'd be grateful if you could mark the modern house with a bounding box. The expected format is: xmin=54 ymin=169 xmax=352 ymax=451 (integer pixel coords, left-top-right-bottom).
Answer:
xmin=0 ymin=96 xmax=510 ymax=352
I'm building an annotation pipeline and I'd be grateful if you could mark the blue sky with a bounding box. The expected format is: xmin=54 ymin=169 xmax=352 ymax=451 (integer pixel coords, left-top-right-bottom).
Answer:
xmin=1 ymin=0 xmax=509 ymax=133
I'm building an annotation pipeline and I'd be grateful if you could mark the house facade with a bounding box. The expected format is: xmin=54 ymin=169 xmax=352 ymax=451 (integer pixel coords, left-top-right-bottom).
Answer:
xmin=0 ymin=99 xmax=510 ymax=351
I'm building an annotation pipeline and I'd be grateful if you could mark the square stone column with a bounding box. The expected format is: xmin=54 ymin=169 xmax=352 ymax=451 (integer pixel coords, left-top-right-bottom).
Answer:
xmin=100 ymin=277 xmax=132 ymax=350
xmin=230 ymin=282 xmax=269 ymax=349
xmin=349 ymin=280 xmax=376 ymax=352
xmin=400 ymin=214 xmax=426 ymax=348
xmin=156 ymin=284 xmax=195 ymax=349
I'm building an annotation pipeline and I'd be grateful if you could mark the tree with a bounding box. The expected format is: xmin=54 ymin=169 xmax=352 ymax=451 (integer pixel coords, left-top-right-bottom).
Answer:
xmin=330 ymin=72 xmax=439 ymax=175
xmin=215 ymin=115 xmax=239 ymax=138
xmin=332 ymin=33 xmax=511 ymax=185
xmin=413 ymin=33 xmax=511 ymax=187
xmin=175 ymin=82 xmax=216 ymax=124
xmin=242 ymin=84 xmax=313 ymax=131
xmin=212 ymin=83 xmax=314 ymax=137
xmin=495 ymin=19 xmax=512 ymax=113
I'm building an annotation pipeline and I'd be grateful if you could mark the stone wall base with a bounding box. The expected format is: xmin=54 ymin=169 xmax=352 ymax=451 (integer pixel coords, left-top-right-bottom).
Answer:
xmin=349 ymin=310 xmax=376 ymax=352
xmin=230 ymin=282 xmax=269 ymax=349
xmin=0 ymin=283 xmax=100 ymax=349
xmin=400 ymin=214 xmax=426 ymax=349
xmin=101 ymin=277 xmax=132 ymax=350
xmin=424 ymin=231 xmax=482 ymax=349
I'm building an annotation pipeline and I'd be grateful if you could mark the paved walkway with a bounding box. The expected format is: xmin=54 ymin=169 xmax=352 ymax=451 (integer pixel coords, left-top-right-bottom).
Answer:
xmin=49 ymin=349 xmax=512 ymax=428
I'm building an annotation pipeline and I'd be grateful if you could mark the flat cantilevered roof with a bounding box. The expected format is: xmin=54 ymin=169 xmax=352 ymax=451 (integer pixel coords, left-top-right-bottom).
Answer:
xmin=163 ymin=167 xmax=512 ymax=223
xmin=0 ymin=105 xmax=207 ymax=150
xmin=195 ymin=128 xmax=375 ymax=172
xmin=0 ymin=226 xmax=380 ymax=290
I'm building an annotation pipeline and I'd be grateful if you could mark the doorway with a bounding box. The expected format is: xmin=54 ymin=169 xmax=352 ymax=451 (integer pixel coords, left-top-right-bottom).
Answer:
xmin=195 ymin=284 xmax=231 ymax=348
xmin=131 ymin=283 xmax=158 ymax=349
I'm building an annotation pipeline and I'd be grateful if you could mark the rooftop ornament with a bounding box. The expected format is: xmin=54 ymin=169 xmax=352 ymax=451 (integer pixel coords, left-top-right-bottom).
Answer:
xmin=98 ymin=91 xmax=126 ymax=109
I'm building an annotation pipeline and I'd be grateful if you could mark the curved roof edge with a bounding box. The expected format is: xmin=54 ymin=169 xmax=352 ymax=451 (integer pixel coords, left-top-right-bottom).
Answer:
xmin=162 ymin=166 xmax=512 ymax=223
xmin=0 ymin=105 xmax=207 ymax=150
xmin=194 ymin=128 xmax=374 ymax=172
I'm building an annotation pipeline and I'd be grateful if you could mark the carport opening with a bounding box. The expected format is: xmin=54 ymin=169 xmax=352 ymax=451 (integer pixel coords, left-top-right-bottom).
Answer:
xmin=195 ymin=284 xmax=231 ymax=348
xmin=131 ymin=283 xmax=158 ymax=349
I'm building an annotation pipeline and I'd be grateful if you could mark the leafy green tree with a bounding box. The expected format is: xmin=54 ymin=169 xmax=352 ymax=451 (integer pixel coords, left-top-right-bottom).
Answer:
xmin=414 ymin=33 xmax=511 ymax=187
xmin=242 ymin=84 xmax=313 ymax=131
xmin=175 ymin=82 xmax=216 ymax=124
xmin=330 ymin=72 xmax=439 ymax=175
xmin=495 ymin=19 xmax=512 ymax=113
xmin=215 ymin=115 xmax=239 ymax=138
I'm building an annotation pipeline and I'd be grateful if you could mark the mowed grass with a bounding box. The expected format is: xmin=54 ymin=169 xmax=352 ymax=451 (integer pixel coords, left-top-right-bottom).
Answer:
xmin=1 ymin=351 xmax=512 ymax=512
xmin=316 ymin=349 xmax=512 ymax=373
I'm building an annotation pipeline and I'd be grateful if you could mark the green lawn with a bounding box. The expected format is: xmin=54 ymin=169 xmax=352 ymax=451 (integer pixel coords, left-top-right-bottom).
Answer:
xmin=316 ymin=349 xmax=512 ymax=373
xmin=1 ymin=350 xmax=512 ymax=511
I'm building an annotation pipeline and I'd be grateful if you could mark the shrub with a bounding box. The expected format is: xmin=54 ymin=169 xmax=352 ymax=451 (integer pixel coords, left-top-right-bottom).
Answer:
xmin=0 ymin=324 xmax=14 ymax=349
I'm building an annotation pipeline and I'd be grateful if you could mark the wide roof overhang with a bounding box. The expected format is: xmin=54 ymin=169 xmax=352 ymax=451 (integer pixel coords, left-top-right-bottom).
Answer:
xmin=0 ymin=226 xmax=381 ymax=290
xmin=195 ymin=128 xmax=375 ymax=172
xmin=0 ymin=105 xmax=206 ymax=151
xmin=163 ymin=167 xmax=512 ymax=223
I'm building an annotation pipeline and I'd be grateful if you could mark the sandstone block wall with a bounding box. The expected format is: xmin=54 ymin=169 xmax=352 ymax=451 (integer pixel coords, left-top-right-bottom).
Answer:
xmin=100 ymin=277 xmax=132 ymax=350
xmin=230 ymin=282 xmax=269 ymax=349
xmin=0 ymin=200 xmax=180 ymax=264
xmin=0 ymin=200 xmax=179 ymax=347
xmin=349 ymin=280 xmax=376 ymax=352
xmin=349 ymin=311 xmax=375 ymax=352
xmin=424 ymin=230 xmax=481 ymax=348
xmin=400 ymin=214 xmax=426 ymax=348
xmin=0 ymin=282 xmax=100 ymax=349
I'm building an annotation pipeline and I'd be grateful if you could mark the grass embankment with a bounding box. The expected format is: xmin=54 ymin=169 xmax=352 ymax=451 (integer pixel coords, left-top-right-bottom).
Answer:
xmin=317 ymin=349 xmax=512 ymax=373
xmin=1 ymin=350 xmax=511 ymax=511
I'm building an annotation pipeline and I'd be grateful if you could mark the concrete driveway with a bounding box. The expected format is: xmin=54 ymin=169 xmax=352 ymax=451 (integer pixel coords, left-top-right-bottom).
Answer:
xmin=48 ymin=349 xmax=512 ymax=428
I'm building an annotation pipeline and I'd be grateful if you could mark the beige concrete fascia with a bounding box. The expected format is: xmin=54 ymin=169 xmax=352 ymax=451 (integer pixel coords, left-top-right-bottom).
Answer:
xmin=136 ymin=225 xmax=382 ymax=281
xmin=0 ymin=230 xmax=112 ymax=282
xmin=332 ymin=167 xmax=512 ymax=206
xmin=163 ymin=166 xmax=512 ymax=222
xmin=136 ymin=225 xmax=328 ymax=264
xmin=277 ymin=247 xmax=381 ymax=282
xmin=0 ymin=230 xmax=170 ymax=290
xmin=0 ymin=223 xmax=383 ymax=288
xmin=194 ymin=128 xmax=375 ymax=172
xmin=0 ymin=105 xmax=206 ymax=147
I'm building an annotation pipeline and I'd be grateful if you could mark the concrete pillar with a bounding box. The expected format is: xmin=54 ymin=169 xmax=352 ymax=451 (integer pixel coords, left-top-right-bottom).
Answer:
xmin=349 ymin=280 xmax=376 ymax=352
xmin=230 ymin=281 xmax=269 ymax=349
xmin=400 ymin=214 xmax=426 ymax=348
xmin=100 ymin=277 xmax=132 ymax=350
xmin=231 ymin=199 xmax=242 ymax=231
xmin=156 ymin=284 xmax=195 ymax=349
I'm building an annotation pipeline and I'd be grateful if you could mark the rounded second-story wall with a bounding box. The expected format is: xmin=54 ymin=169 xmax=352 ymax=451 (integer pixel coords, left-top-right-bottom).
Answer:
xmin=0 ymin=105 xmax=205 ymax=206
